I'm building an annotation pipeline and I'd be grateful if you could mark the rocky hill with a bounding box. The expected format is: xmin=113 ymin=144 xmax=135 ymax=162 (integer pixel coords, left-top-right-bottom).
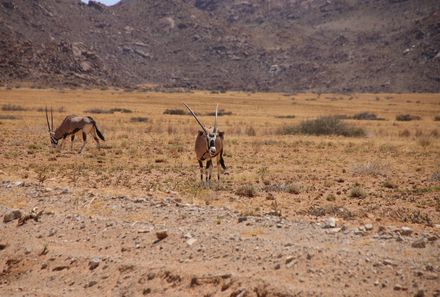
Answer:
xmin=0 ymin=0 xmax=439 ymax=92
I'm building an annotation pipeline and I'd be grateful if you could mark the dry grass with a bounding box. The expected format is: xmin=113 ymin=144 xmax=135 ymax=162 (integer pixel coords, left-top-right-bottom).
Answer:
xmin=0 ymin=89 xmax=439 ymax=225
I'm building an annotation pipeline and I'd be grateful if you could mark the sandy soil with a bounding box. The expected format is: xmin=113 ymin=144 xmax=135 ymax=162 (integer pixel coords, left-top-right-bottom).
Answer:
xmin=0 ymin=89 xmax=439 ymax=296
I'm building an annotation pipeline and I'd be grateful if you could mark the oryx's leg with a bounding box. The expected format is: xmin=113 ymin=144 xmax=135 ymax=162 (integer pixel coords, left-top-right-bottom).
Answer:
xmin=92 ymin=130 xmax=100 ymax=150
xmin=58 ymin=137 xmax=66 ymax=152
xmin=79 ymin=132 xmax=87 ymax=154
xmin=206 ymin=159 xmax=213 ymax=184
xmin=198 ymin=160 xmax=203 ymax=182
xmin=70 ymin=134 xmax=75 ymax=150
xmin=216 ymin=154 xmax=221 ymax=181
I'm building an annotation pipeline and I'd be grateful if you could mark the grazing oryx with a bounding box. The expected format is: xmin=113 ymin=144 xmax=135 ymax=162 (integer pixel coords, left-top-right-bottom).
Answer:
xmin=45 ymin=107 xmax=105 ymax=153
xmin=184 ymin=103 xmax=226 ymax=184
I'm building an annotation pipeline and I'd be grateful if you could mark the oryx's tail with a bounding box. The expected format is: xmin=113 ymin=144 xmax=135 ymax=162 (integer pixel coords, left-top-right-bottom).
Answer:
xmin=95 ymin=125 xmax=105 ymax=141
xmin=89 ymin=117 xmax=105 ymax=141
xmin=220 ymin=150 xmax=226 ymax=170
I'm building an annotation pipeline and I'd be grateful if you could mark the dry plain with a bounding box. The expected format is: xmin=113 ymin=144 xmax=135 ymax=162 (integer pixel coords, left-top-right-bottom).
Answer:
xmin=0 ymin=88 xmax=439 ymax=296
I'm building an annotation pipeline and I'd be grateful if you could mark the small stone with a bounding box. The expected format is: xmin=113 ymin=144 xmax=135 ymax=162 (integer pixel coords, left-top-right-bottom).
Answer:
xmin=365 ymin=223 xmax=373 ymax=231
xmin=89 ymin=257 xmax=101 ymax=270
xmin=383 ymin=259 xmax=396 ymax=266
xmin=48 ymin=229 xmax=57 ymax=237
xmin=147 ymin=272 xmax=156 ymax=280
xmin=156 ymin=230 xmax=168 ymax=240
xmin=84 ymin=280 xmax=97 ymax=288
xmin=411 ymin=238 xmax=426 ymax=248
xmin=0 ymin=243 xmax=7 ymax=250
xmin=326 ymin=227 xmax=342 ymax=234
xmin=414 ymin=289 xmax=425 ymax=297
xmin=323 ymin=217 xmax=336 ymax=228
xmin=14 ymin=181 xmax=24 ymax=187
xmin=306 ymin=253 xmax=313 ymax=260
xmin=142 ymin=288 xmax=151 ymax=295
xmin=400 ymin=227 xmax=413 ymax=236
xmin=186 ymin=238 xmax=197 ymax=246
xmin=3 ymin=209 xmax=22 ymax=223
xmin=238 ymin=216 xmax=247 ymax=223
xmin=274 ymin=263 xmax=281 ymax=270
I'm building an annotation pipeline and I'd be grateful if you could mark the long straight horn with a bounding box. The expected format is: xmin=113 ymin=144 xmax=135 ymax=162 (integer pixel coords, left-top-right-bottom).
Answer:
xmin=214 ymin=104 xmax=218 ymax=132
xmin=183 ymin=102 xmax=208 ymax=135
xmin=45 ymin=106 xmax=51 ymax=132
xmin=50 ymin=107 xmax=54 ymax=131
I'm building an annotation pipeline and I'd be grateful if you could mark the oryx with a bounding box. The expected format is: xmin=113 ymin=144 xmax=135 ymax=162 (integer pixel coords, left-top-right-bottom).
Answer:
xmin=45 ymin=107 xmax=105 ymax=153
xmin=184 ymin=103 xmax=226 ymax=184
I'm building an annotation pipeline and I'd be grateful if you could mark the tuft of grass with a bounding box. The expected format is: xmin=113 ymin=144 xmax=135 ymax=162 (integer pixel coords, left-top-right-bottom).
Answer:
xmin=0 ymin=115 xmax=19 ymax=120
xmin=352 ymin=160 xmax=388 ymax=176
xmin=275 ymin=115 xmax=295 ymax=119
xmin=326 ymin=194 xmax=336 ymax=201
xmin=245 ymin=126 xmax=256 ymax=136
xmin=278 ymin=116 xmax=365 ymax=137
xmin=353 ymin=112 xmax=384 ymax=121
xmin=163 ymin=108 xmax=187 ymax=115
xmin=395 ymin=114 xmax=421 ymax=121
xmin=85 ymin=108 xmax=113 ymax=114
xmin=85 ymin=108 xmax=132 ymax=114
xmin=205 ymin=109 xmax=232 ymax=116
xmin=417 ymin=137 xmax=432 ymax=148
xmin=36 ymin=106 xmax=65 ymax=112
xmin=110 ymin=108 xmax=132 ymax=113
xmin=349 ymin=184 xmax=366 ymax=198
xmin=236 ymin=184 xmax=257 ymax=198
xmin=130 ymin=117 xmax=149 ymax=123
xmin=2 ymin=104 xmax=27 ymax=111
xmin=381 ymin=179 xmax=397 ymax=189
xmin=399 ymin=129 xmax=411 ymax=137
xmin=432 ymin=171 xmax=440 ymax=182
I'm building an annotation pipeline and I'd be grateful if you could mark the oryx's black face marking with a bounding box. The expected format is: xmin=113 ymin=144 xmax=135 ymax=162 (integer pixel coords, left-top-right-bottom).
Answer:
xmin=207 ymin=132 xmax=217 ymax=156
xmin=50 ymin=133 xmax=58 ymax=148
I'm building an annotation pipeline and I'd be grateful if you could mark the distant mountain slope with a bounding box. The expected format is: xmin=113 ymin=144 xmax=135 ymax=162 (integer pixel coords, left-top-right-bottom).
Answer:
xmin=0 ymin=0 xmax=439 ymax=92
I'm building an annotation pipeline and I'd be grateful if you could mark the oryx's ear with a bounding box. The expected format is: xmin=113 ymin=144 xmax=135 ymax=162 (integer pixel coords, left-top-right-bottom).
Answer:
xmin=218 ymin=131 xmax=224 ymax=139
xmin=198 ymin=130 xmax=204 ymax=136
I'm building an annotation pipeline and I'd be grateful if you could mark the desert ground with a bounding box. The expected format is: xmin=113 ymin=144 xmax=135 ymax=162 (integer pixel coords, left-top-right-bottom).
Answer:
xmin=0 ymin=88 xmax=439 ymax=296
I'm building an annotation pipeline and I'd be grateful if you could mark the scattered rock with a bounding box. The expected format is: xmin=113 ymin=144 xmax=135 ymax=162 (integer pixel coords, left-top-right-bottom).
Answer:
xmin=364 ymin=223 xmax=373 ymax=231
xmin=238 ymin=216 xmax=247 ymax=223
xmin=84 ymin=280 xmax=98 ymax=288
xmin=142 ymin=288 xmax=151 ymax=295
xmin=323 ymin=217 xmax=336 ymax=228
xmin=400 ymin=226 xmax=413 ymax=236
xmin=383 ymin=259 xmax=396 ymax=266
xmin=3 ymin=209 xmax=22 ymax=223
xmin=274 ymin=263 xmax=281 ymax=270
xmin=411 ymin=238 xmax=426 ymax=249
xmin=186 ymin=238 xmax=197 ymax=246
xmin=89 ymin=257 xmax=101 ymax=270
xmin=0 ymin=243 xmax=7 ymax=250
xmin=414 ymin=289 xmax=425 ymax=297
xmin=393 ymin=284 xmax=407 ymax=291
xmin=156 ymin=230 xmax=168 ymax=240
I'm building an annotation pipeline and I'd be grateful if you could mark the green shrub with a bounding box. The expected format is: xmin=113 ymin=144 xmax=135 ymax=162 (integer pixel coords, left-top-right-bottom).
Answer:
xmin=163 ymin=108 xmax=187 ymax=115
xmin=2 ymin=104 xmax=27 ymax=111
xmin=396 ymin=114 xmax=421 ymax=121
xmin=236 ymin=184 xmax=257 ymax=197
xmin=353 ymin=112 xmax=384 ymax=121
xmin=278 ymin=116 xmax=365 ymax=137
